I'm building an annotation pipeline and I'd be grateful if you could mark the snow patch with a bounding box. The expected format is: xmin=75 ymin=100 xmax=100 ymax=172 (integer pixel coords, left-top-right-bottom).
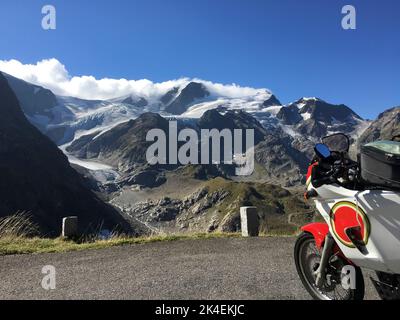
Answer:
xmin=301 ymin=112 xmax=311 ymax=121
xmin=263 ymin=105 xmax=282 ymax=116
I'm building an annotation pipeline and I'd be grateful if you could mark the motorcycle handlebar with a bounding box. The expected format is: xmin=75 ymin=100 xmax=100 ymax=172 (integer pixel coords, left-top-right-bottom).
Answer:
xmin=311 ymin=159 xmax=358 ymax=188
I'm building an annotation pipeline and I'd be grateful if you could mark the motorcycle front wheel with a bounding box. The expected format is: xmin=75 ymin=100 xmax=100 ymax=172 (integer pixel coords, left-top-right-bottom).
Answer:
xmin=294 ymin=232 xmax=365 ymax=300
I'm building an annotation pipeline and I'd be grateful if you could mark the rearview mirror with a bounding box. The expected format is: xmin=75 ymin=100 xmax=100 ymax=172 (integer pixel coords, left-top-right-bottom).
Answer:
xmin=315 ymin=143 xmax=331 ymax=159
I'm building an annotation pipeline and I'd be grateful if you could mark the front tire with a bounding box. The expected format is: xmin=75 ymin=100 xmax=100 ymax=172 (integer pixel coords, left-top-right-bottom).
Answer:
xmin=294 ymin=232 xmax=365 ymax=300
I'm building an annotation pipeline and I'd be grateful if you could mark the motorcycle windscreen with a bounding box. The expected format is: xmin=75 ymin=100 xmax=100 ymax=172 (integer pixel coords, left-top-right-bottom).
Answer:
xmin=322 ymin=133 xmax=350 ymax=153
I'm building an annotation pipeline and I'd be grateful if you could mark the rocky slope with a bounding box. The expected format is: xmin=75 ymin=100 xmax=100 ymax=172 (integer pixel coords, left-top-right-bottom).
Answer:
xmin=67 ymin=112 xmax=170 ymax=169
xmin=254 ymin=132 xmax=310 ymax=186
xmin=4 ymin=73 xmax=59 ymax=120
xmin=359 ymin=107 xmax=400 ymax=144
xmin=0 ymin=73 xmax=132 ymax=236
xmin=65 ymin=108 xmax=311 ymax=188
xmin=111 ymin=174 xmax=313 ymax=235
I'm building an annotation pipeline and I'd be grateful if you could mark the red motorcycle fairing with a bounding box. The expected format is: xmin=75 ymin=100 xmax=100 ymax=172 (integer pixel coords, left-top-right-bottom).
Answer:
xmin=306 ymin=162 xmax=318 ymax=188
xmin=301 ymin=222 xmax=355 ymax=265
xmin=301 ymin=223 xmax=329 ymax=249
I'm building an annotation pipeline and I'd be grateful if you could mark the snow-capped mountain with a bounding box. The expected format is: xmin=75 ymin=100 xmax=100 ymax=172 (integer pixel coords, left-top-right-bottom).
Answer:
xmin=1 ymin=71 xmax=372 ymax=187
xmin=2 ymin=72 xmax=278 ymax=144
xmin=1 ymin=69 xmax=397 ymax=237
xmin=279 ymin=97 xmax=365 ymax=137
xmin=4 ymin=70 xmax=365 ymax=146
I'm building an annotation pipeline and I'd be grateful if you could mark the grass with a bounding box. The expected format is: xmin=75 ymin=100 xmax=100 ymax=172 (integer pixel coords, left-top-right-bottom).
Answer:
xmin=0 ymin=212 xmax=39 ymax=238
xmin=0 ymin=231 xmax=302 ymax=256
xmin=0 ymin=212 xmax=301 ymax=256
xmin=0 ymin=232 xmax=243 ymax=256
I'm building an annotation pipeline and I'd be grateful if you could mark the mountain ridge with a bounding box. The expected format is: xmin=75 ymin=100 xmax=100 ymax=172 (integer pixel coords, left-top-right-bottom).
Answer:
xmin=0 ymin=72 xmax=132 ymax=236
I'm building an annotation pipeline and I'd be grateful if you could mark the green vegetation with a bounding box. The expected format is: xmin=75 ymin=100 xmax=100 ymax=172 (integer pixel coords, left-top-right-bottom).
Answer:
xmin=0 ymin=232 xmax=242 ymax=256
xmin=200 ymin=177 xmax=312 ymax=233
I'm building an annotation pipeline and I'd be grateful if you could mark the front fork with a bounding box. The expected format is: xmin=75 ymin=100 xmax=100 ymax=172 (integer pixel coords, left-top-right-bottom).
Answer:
xmin=314 ymin=233 xmax=335 ymax=288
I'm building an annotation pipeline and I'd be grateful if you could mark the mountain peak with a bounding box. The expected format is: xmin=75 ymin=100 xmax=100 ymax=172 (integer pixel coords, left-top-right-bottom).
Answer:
xmin=292 ymin=97 xmax=324 ymax=106
xmin=262 ymin=94 xmax=282 ymax=107
xmin=120 ymin=96 xmax=148 ymax=107
xmin=289 ymin=97 xmax=363 ymax=122
xmin=301 ymin=97 xmax=320 ymax=102
xmin=165 ymin=82 xmax=210 ymax=115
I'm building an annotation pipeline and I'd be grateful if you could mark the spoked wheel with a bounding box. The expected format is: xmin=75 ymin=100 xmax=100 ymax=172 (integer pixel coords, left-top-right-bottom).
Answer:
xmin=294 ymin=232 xmax=365 ymax=300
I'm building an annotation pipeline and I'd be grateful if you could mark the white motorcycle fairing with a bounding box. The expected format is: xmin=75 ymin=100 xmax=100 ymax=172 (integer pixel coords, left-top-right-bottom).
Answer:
xmin=311 ymin=183 xmax=400 ymax=274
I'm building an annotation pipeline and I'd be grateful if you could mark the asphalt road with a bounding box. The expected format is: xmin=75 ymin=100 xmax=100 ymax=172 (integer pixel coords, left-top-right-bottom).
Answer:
xmin=0 ymin=237 xmax=380 ymax=300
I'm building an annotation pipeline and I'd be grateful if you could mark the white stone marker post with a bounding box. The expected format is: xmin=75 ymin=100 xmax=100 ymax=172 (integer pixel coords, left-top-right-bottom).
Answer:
xmin=240 ymin=207 xmax=259 ymax=237
xmin=62 ymin=216 xmax=78 ymax=238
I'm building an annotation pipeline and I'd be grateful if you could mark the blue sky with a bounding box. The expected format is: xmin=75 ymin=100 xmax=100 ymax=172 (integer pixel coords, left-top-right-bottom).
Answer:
xmin=0 ymin=0 xmax=399 ymax=119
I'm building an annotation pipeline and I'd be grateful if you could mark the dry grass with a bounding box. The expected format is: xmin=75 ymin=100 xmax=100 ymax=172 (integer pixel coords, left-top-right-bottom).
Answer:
xmin=0 ymin=212 xmax=39 ymax=238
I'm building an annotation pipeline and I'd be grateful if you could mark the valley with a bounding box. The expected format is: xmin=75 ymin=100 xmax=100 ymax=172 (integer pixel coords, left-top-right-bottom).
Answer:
xmin=1 ymin=70 xmax=399 ymax=237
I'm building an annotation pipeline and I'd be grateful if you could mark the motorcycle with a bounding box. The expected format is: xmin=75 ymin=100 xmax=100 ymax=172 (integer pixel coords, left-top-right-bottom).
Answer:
xmin=295 ymin=133 xmax=400 ymax=300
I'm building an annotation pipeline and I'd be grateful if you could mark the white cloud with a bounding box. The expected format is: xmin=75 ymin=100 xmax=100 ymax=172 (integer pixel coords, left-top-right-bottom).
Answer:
xmin=0 ymin=58 xmax=271 ymax=101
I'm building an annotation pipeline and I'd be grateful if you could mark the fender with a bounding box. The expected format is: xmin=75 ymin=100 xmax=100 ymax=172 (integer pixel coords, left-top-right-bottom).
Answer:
xmin=302 ymin=222 xmax=354 ymax=265
xmin=301 ymin=223 xmax=329 ymax=249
